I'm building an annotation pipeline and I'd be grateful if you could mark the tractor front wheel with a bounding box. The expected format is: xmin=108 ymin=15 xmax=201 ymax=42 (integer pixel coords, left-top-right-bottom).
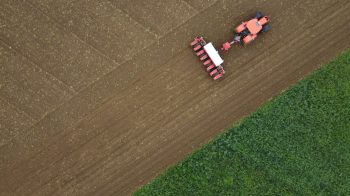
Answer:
xmin=255 ymin=12 xmax=264 ymax=19
xmin=261 ymin=24 xmax=271 ymax=33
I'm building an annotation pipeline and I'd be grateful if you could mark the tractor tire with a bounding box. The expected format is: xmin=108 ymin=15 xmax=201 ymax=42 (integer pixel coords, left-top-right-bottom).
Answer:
xmin=255 ymin=12 xmax=264 ymax=19
xmin=262 ymin=24 xmax=271 ymax=33
xmin=240 ymin=29 xmax=250 ymax=37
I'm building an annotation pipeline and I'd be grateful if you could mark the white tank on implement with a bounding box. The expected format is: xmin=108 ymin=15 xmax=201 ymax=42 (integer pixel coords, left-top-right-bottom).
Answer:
xmin=203 ymin=42 xmax=224 ymax=66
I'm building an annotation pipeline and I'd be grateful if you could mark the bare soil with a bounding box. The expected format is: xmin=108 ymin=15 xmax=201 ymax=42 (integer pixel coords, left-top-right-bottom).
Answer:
xmin=1 ymin=0 xmax=350 ymax=195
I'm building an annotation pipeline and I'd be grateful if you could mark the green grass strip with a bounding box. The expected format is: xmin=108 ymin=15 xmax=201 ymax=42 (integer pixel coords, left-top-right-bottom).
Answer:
xmin=135 ymin=49 xmax=350 ymax=196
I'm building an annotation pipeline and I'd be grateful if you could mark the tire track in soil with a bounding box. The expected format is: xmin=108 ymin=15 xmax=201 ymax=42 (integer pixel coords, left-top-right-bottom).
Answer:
xmin=0 ymin=0 xmax=222 ymax=181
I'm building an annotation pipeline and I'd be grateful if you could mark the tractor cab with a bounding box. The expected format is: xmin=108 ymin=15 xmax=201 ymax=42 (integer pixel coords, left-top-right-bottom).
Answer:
xmin=246 ymin=16 xmax=269 ymax=34
xmin=246 ymin=18 xmax=262 ymax=34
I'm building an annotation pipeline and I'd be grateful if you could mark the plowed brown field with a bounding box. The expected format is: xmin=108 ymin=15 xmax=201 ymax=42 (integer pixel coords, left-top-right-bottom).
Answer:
xmin=1 ymin=0 xmax=350 ymax=195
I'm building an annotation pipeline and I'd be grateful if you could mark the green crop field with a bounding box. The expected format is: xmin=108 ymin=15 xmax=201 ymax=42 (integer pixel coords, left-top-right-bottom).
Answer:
xmin=134 ymin=50 xmax=350 ymax=195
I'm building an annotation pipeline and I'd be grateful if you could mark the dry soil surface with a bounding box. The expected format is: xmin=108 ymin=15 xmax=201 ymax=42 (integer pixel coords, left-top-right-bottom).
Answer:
xmin=1 ymin=0 xmax=350 ymax=195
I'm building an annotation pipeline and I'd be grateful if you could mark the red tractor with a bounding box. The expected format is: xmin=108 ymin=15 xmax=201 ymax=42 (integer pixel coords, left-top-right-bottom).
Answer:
xmin=191 ymin=12 xmax=271 ymax=80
